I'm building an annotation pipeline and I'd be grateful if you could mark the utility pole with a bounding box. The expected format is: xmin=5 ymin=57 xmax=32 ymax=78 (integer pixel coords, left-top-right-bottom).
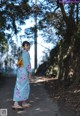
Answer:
xmin=34 ymin=0 xmax=37 ymax=70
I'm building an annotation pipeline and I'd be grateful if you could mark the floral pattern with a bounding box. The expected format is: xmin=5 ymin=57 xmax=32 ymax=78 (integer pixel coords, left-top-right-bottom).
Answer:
xmin=13 ymin=50 xmax=31 ymax=102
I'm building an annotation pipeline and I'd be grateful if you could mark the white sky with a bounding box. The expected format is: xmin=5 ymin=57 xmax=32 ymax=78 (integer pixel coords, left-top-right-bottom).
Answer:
xmin=30 ymin=37 xmax=53 ymax=68
xmin=12 ymin=19 xmax=53 ymax=69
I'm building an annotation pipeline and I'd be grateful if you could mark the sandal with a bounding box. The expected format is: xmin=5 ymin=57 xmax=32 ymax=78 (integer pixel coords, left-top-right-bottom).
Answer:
xmin=22 ymin=103 xmax=32 ymax=108
xmin=12 ymin=105 xmax=24 ymax=110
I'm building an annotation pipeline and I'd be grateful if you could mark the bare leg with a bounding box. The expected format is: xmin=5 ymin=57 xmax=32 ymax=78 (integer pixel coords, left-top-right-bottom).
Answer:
xmin=22 ymin=100 xmax=27 ymax=106
xmin=22 ymin=100 xmax=31 ymax=108
xmin=12 ymin=101 xmax=24 ymax=110
xmin=14 ymin=101 xmax=19 ymax=106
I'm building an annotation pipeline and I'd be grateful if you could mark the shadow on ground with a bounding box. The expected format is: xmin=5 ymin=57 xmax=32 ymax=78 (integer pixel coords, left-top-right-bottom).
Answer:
xmin=0 ymin=73 xmax=77 ymax=116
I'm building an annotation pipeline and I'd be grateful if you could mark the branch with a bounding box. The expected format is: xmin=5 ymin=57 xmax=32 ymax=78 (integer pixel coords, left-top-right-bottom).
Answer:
xmin=53 ymin=6 xmax=59 ymax=13
xmin=59 ymin=4 xmax=68 ymax=25
xmin=69 ymin=4 xmax=75 ymax=18
xmin=76 ymin=4 xmax=79 ymax=24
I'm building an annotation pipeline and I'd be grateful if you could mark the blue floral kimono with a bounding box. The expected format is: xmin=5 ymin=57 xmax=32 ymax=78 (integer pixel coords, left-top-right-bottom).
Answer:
xmin=13 ymin=50 xmax=31 ymax=102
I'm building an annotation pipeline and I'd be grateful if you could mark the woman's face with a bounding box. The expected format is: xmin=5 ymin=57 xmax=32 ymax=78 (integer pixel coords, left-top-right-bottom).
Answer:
xmin=24 ymin=44 xmax=30 ymax=51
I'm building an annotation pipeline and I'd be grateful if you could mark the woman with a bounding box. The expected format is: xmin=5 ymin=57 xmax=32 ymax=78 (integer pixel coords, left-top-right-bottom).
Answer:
xmin=12 ymin=41 xmax=32 ymax=110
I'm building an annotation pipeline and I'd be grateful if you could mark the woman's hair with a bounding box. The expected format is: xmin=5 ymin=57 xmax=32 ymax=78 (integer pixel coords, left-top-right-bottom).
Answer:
xmin=22 ymin=41 xmax=30 ymax=47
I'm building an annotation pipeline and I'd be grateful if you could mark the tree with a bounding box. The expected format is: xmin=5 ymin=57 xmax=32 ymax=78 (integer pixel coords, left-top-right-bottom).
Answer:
xmin=35 ymin=0 xmax=80 ymax=81
xmin=0 ymin=0 xmax=31 ymax=42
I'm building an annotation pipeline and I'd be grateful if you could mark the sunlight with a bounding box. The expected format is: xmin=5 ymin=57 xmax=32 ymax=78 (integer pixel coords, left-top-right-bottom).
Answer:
xmin=29 ymin=100 xmax=35 ymax=103
xmin=30 ymin=76 xmax=58 ymax=84
xmin=35 ymin=97 xmax=40 ymax=100
xmin=35 ymin=108 xmax=41 ymax=111
xmin=35 ymin=107 xmax=50 ymax=112
xmin=17 ymin=110 xmax=26 ymax=114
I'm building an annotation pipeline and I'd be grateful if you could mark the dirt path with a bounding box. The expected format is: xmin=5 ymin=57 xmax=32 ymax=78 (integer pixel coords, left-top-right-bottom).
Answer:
xmin=0 ymin=74 xmax=76 ymax=116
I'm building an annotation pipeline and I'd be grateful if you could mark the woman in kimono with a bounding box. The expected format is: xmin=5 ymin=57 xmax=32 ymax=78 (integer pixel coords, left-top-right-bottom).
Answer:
xmin=12 ymin=41 xmax=32 ymax=110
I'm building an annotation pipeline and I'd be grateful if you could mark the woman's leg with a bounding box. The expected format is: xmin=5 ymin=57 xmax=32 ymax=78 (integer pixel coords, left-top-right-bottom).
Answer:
xmin=22 ymin=100 xmax=31 ymax=108
xmin=12 ymin=101 xmax=24 ymax=110
xmin=14 ymin=101 xmax=19 ymax=106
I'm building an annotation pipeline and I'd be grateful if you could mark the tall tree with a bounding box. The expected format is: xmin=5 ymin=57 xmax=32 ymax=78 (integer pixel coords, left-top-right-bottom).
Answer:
xmin=0 ymin=0 xmax=31 ymax=42
xmin=35 ymin=0 xmax=80 ymax=80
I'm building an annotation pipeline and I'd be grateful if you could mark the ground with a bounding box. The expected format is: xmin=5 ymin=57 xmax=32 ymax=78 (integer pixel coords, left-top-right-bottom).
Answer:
xmin=44 ymin=77 xmax=80 ymax=116
xmin=0 ymin=73 xmax=78 ymax=116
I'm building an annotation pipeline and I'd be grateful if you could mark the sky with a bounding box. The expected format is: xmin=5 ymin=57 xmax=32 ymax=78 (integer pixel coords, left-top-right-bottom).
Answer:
xmin=12 ymin=19 xmax=53 ymax=69
xmin=30 ymin=36 xmax=53 ymax=68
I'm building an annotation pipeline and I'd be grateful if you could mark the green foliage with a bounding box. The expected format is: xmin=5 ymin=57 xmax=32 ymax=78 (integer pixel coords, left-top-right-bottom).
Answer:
xmin=36 ymin=1 xmax=80 ymax=83
xmin=0 ymin=0 xmax=80 ymax=83
xmin=0 ymin=0 xmax=31 ymax=41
